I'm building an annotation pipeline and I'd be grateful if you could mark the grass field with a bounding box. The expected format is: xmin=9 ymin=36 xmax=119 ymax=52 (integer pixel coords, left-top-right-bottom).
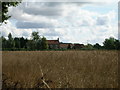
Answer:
xmin=2 ymin=51 xmax=118 ymax=88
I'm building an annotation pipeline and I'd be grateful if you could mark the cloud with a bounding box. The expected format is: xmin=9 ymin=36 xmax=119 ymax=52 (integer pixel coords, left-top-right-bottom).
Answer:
xmin=96 ymin=11 xmax=116 ymax=26
xmin=8 ymin=2 xmax=64 ymax=20
xmin=16 ymin=21 xmax=54 ymax=28
xmin=22 ymin=2 xmax=63 ymax=16
xmin=96 ymin=16 xmax=109 ymax=25
xmin=42 ymin=28 xmax=62 ymax=36
xmin=22 ymin=0 xmax=119 ymax=3
xmin=0 ymin=21 xmax=64 ymax=39
xmin=8 ymin=2 xmax=117 ymax=29
xmin=0 ymin=21 xmax=32 ymax=38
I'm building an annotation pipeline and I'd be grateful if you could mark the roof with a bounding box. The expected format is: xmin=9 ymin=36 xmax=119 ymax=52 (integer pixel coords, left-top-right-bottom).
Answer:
xmin=60 ymin=43 xmax=69 ymax=48
xmin=60 ymin=43 xmax=72 ymax=44
xmin=74 ymin=44 xmax=84 ymax=46
xmin=60 ymin=43 xmax=73 ymax=48
xmin=47 ymin=40 xmax=59 ymax=44
xmin=74 ymin=44 xmax=84 ymax=48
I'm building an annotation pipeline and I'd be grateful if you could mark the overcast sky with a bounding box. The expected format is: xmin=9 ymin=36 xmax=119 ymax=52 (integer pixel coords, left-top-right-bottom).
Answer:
xmin=0 ymin=0 xmax=119 ymax=45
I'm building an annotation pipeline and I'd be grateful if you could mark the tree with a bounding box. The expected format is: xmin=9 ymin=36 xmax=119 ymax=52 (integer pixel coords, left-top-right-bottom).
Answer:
xmin=67 ymin=44 xmax=71 ymax=49
xmin=14 ymin=37 xmax=20 ymax=49
xmin=20 ymin=37 xmax=25 ymax=48
xmin=103 ymin=37 xmax=116 ymax=50
xmin=0 ymin=1 xmax=21 ymax=24
xmin=0 ymin=37 xmax=1 ymax=50
xmin=24 ymin=38 xmax=28 ymax=49
xmin=8 ymin=33 xmax=12 ymax=41
xmin=31 ymin=32 xmax=40 ymax=41
xmin=30 ymin=31 xmax=41 ymax=50
xmin=114 ymin=39 xmax=120 ymax=50
xmin=13 ymin=37 xmax=28 ymax=50
xmin=41 ymin=37 xmax=48 ymax=50
xmin=7 ymin=33 xmax=14 ymax=49
xmin=93 ymin=43 xmax=102 ymax=49
xmin=36 ymin=39 xmax=42 ymax=50
xmin=26 ymin=40 xmax=36 ymax=50
xmin=0 ymin=36 xmax=7 ymax=50
xmin=85 ymin=44 xmax=94 ymax=50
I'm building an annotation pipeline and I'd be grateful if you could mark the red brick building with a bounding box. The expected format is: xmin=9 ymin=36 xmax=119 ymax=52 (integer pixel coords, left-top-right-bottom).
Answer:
xmin=47 ymin=38 xmax=84 ymax=49
xmin=59 ymin=43 xmax=73 ymax=49
xmin=47 ymin=38 xmax=59 ymax=49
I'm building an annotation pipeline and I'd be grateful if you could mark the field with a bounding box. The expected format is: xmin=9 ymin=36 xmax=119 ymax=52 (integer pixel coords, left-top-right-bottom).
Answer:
xmin=2 ymin=51 xmax=118 ymax=88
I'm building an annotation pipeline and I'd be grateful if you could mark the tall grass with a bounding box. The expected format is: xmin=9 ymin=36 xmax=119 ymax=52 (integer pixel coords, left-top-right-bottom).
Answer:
xmin=2 ymin=51 xmax=118 ymax=88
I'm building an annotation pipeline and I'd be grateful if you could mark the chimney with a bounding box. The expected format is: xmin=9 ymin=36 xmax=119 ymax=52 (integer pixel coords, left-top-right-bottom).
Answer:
xmin=57 ymin=38 xmax=59 ymax=42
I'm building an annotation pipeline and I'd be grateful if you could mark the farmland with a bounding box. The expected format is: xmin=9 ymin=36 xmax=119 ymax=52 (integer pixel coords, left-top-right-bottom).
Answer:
xmin=2 ymin=51 xmax=118 ymax=88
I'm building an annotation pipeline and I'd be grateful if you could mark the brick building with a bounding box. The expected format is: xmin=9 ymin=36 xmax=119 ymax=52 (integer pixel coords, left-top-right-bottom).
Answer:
xmin=47 ymin=38 xmax=84 ymax=49
xmin=59 ymin=43 xmax=73 ymax=49
xmin=47 ymin=38 xmax=59 ymax=49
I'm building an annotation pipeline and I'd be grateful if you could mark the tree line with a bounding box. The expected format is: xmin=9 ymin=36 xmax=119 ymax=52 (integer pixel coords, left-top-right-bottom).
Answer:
xmin=0 ymin=32 xmax=48 ymax=51
xmin=0 ymin=31 xmax=120 ymax=51
xmin=83 ymin=37 xmax=120 ymax=50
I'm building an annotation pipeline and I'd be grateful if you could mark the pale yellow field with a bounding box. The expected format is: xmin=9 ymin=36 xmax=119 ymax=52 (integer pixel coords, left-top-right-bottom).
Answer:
xmin=2 ymin=51 xmax=118 ymax=88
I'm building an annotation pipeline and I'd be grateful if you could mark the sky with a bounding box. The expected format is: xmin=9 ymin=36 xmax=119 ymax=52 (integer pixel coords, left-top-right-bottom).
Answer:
xmin=0 ymin=0 xmax=119 ymax=45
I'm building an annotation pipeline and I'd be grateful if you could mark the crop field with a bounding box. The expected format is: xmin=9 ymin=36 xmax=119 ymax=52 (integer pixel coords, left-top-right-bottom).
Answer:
xmin=2 ymin=51 xmax=118 ymax=88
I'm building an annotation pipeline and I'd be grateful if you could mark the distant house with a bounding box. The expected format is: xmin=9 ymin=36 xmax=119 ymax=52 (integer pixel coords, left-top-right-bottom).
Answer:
xmin=59 ymin=43 xmax=73 ymax=49
xmin=73 ymin=44 xmax=84 ymax=49
xmin=47 ymin=38 xmax=59 ymax=49
xmin=47 ymin=38 xmax=84 ymax=50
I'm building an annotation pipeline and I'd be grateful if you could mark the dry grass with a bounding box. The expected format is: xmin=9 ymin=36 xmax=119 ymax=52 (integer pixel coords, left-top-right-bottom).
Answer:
xmin=2 ymin=50 xmax=118 ymax=88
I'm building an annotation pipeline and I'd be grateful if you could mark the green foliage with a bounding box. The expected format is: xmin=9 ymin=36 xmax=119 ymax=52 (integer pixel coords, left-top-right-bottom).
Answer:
xmin=20 ymin=37 xmax=27 ymax=48
xmin=103 ymin=37 xmax=119 ymax=50
xmin=26 ymin=40 xmax=36 ymax=50
xmin=41 ymin=37 xmax=48 ymax=50
xmin=85 ymin=44 xmax=94 ymax=50
xmin=14 ymin=37 xmax=28 ymax=49
xmin=36 ymin=39 xmax=42 ymax=50
xmin=1 ymin=32 xmax=120 ymax=51
xmin=28 ymin=32 xmax=42 ymax=50
xmin=31 ymin=32 xmax=40 ymax=41
xmin=93 ymin=43 xmax=102 ymax=49
xmin=14 ymin=37 xmax=20 ymax=48
xmin=1 ymin=36 xmax=7 ymax=49
xmin=0 ymin=1 xmax=21 ymax=23
xmin=7 ymin=33 xmax=14 ymax=49
xmin=114 ymin=40 xmax=120 ymax=50
xmin=8 ymin=33 xmax=13 ymax=41
xmin=67 ymin=44 xmax=71 ymax=49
